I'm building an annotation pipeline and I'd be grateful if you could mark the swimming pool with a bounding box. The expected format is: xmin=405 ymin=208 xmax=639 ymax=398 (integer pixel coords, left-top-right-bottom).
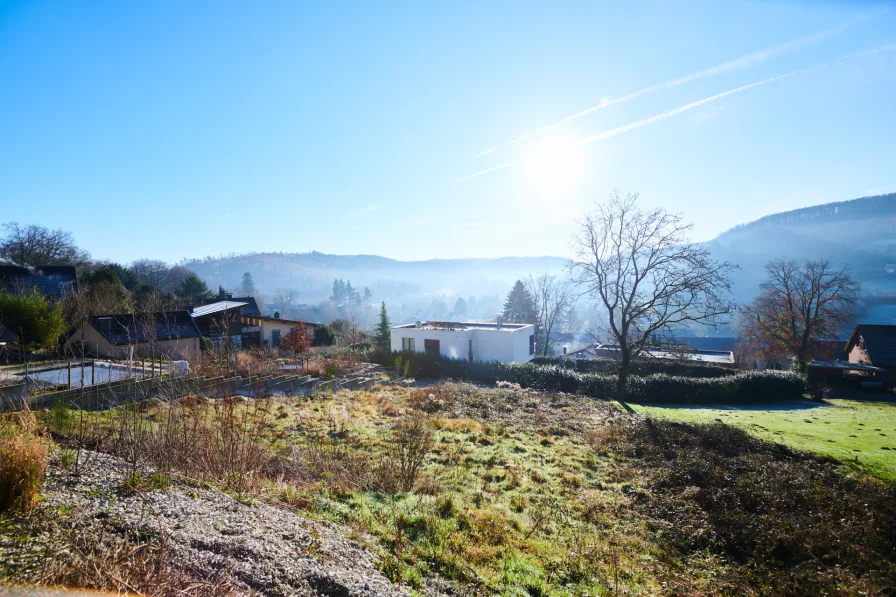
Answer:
xmin=22 ymin=363 xmax=145 ymax=388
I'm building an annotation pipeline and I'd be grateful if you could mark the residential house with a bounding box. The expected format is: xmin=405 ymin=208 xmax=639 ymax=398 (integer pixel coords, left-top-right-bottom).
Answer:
xmin=391 ymin=319 xmax=535 ymax=363
xmin=845 ymin=324 xmax=896 ymax=387
xmin=0 ymin=265 xmax=78 ymax=300
xmin=241 ymin=312 xmax=317 ymax=348
xmin=64 ymin=311 xmax=201 ymax=360
xmin=188 ymin=301 xmax=246 ymax=349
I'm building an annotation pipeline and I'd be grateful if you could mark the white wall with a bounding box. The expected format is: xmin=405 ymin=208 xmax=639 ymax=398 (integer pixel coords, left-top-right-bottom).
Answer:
xmin=391 ymin=326 xmax=535 ymax=363
xmin=391 ymin=328 xmax=472 ymax=360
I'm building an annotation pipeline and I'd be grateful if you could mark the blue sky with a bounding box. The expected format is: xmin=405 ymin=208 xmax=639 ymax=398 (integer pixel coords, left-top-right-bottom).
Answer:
xmin=1 ymin=1 xmax=894 ymax=264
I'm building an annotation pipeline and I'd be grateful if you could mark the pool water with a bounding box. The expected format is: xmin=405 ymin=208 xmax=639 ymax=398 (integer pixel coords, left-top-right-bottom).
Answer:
xmin=23 ymin=364 xmax=144 ymax=388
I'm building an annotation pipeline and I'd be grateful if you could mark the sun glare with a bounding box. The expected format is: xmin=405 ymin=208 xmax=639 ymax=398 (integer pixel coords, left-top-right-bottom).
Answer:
xmin=519 ymin=134 xmax=588 ymax=194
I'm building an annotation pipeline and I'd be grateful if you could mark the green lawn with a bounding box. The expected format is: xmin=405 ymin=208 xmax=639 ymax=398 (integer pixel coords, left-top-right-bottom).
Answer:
xmin=629 ymin=398 xmax=896 ymax=482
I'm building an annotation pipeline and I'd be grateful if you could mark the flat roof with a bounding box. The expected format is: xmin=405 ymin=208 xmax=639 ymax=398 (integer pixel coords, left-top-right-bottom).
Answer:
xmin=393 ymin=321 xmax=533 ymax=332
xmin=807 ymin=360 xmax=886 ymax=372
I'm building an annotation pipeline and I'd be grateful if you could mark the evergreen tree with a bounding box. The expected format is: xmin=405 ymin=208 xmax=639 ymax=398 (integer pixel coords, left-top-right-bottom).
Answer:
xmin=374 ymin=301 xmax=391 ymax=348
xmin=453 ymin=297 xmax=468 ymax=317
xmin=331 ymin=279 xmax=346 ymax=304
xmin=178 ymin=274 xmax=212 ymax=303
xmin=345 ymin=281 xmax=356 ymax=305
xmin=239 ymin=272 xmax=256 ymax=296
xmin=503 ymin=280 xmax=537 ymax=323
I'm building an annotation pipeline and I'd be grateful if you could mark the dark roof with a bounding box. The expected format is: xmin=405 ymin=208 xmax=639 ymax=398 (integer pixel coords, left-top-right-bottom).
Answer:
xmin=847 ymin=324 xmax=896 ymax=368
xmin=0 ymin=325 xmax=18 ymax=344
xmin=88 ymin=311 xmax=201 ymax=346
xmin=200 ymin=296 xmax=261 ymax=316
xmin=0 ymin=265 xmax=78 ymax=299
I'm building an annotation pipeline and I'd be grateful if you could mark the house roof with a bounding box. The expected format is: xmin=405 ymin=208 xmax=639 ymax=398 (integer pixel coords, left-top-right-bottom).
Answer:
xmin=88 ymin=311 xmax=201 ymax=346
xmin=393 ymin=321 xmax=534 ymax=332
xmin=200 ymin=296 xmax=261 ymax=316
xmin=0 ymin=325 xmax=18 ymax=344
xmin=0 ymin=265 xmax=78 ymax=299
xmin=189 ymin=301 xmax=247 ymax=318
xmin=846 ymin=324 xmax=896 ymax=368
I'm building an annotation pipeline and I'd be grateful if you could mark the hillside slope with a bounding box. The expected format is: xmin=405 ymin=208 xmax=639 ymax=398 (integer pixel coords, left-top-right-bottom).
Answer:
xmin=706 ymin=193 xmax=896 ymax=320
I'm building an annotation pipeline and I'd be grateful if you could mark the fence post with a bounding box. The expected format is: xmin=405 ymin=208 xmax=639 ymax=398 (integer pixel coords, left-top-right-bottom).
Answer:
xmin=68 ymin=360 xmax=72 ymax=389
xmin=91 ymin=360 xmax=95 ymax=385
xmin=24 ymin=361 xmax=29 ymax=397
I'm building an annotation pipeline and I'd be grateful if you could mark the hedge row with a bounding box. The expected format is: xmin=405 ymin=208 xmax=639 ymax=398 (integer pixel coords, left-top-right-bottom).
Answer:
xmin=530 ymin=355 xmax=736 ymax=378
xmin=372 ymin=350 xmax=807 ymax=405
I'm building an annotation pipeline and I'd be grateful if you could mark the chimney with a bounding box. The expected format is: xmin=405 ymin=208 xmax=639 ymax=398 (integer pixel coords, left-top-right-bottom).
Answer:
xmin=415 ymin=321 xmax=422 ymax=329
xmin=274 ymin=311 xmax=280 ymax=319
xmin=226 ymin=292 xmax=233 ymax=300
xmin=496 ymin=315 xmax=503 ymax=328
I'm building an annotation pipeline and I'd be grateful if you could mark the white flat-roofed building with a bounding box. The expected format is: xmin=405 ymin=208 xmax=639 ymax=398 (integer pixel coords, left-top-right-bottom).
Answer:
xmin=391 ymin=320 xmax=536 ymax=363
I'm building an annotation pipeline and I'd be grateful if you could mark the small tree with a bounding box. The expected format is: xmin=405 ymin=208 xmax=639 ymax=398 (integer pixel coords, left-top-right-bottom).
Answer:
xmin=0 ymin=290 xmax=66 ymax=351
xmin=740 ymin=259 xmax=860 ymax=372
xmin=374 ymin=302 xmax=391 ymax=349
xmin=453 ymin=297 xmax=468 ymax=318
xmin=282 ymin=324 xmax=311 ymax=355
xmin=526 ymin=273 xmax=577 ymax=356
xmin=570 ymin=192 xmax=735 ymax=401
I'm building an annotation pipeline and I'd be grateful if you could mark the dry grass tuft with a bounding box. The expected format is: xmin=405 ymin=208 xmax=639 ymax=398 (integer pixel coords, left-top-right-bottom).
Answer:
xmin=0 ymin=412 xmax=48 ymax=513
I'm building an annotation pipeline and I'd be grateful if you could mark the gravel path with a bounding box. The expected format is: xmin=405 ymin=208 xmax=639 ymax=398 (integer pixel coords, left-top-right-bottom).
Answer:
xmin=36 ymin=452 xmax=413 ymax=597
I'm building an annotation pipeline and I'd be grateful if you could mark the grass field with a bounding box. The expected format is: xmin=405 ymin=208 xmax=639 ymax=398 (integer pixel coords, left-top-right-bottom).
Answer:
xmin=23 ymin=384 xmax=896 ymax=595
xmin=629 ymin=397 xmax=896 ymax=481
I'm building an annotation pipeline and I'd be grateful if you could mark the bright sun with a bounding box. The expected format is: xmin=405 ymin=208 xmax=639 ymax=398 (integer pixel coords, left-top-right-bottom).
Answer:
xmin=519 ymin=134 xmax=588 ymax=194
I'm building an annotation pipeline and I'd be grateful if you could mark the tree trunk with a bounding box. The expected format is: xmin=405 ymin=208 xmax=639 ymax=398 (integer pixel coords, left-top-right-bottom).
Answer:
xmin=616 ymin=350 xmax=630 ymax=402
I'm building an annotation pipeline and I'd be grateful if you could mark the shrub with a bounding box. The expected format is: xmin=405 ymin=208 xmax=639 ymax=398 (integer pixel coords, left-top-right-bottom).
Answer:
xmin=0 ymin=289 xmax=66 ymax=350
xmin=0 ymin=417 xmax=48 ymax=512
xmin=387 ymin=414 xmax=434 ymax=493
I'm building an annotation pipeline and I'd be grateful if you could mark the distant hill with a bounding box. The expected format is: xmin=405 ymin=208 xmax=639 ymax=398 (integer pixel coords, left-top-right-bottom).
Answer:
xmin=183 ymin=252 xmax=569 ymax=302
xmin=706 ymin=192 xmax=896 ymax=322
xmin=184 ymin=193 xmax=896 ymax=323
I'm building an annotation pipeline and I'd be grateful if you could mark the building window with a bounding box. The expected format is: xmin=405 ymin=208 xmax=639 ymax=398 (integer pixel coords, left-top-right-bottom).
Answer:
xmin=424 ymin=339 xmax=440 ymax=355
xmin=272 ymin=329 xmax=281 ymax=348
xmin=402 ymin=337 xmax=416 ymax=351
xmin=529 ymin=334 xmax=535 ymax=355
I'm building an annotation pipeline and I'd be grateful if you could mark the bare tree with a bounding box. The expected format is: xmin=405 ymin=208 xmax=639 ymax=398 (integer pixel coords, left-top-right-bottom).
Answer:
xmin=0 ymin=222 xmax=90 ymax=266
xmin=526 ymin=273 xmax=577 ymax=356
xmin=272 ymin=288 xmax=299 ymax=316
xmin=130 ymin=259 xmax=171 ymax=290
xmin=570 ymin=192 xmax=735 ymax=401
xmin=740 ymin=259 xmax=860 ymax=372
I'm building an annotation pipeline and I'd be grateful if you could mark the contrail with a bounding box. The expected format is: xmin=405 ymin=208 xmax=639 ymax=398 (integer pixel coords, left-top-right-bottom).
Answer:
xmin=459 ymin=42 xmax=896 ymax=182
xmin=580 ymin=73 xmax=791 ymax=144
xmin=472 ymin=9 xmax=881 ymax=158
xmin=458 ymin=160 xmax=520 ymax=181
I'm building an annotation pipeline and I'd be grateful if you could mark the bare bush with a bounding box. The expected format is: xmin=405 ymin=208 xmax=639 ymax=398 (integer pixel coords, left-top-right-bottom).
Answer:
xmin=386 ymin=414 xmax=434 ymax=493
